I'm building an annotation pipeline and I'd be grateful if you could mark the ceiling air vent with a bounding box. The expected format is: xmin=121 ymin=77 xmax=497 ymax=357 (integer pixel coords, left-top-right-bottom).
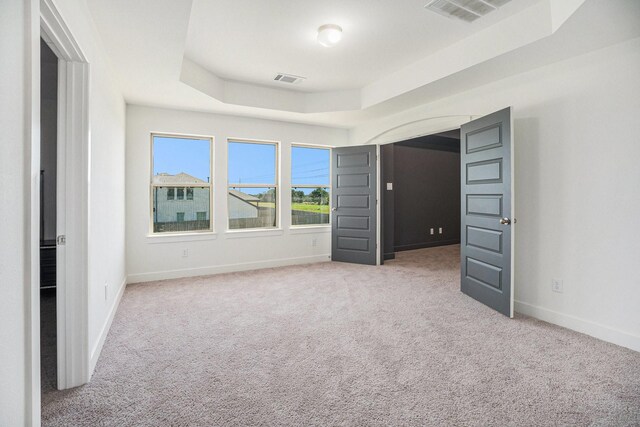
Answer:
xmin=425 ymin=0 xmax=512 ymax=23
xmin=274 ymin=73 xmax=306 ymax=84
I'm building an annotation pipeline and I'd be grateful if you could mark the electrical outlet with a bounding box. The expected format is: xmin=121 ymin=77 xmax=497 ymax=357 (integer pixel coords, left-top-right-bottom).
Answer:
xmin=430 ymin=228 xmax=434 ymax=235
xmin=182 ymin=248 xmax=189 ymax=258
xmin=104 ymin=282 xmax=108 ymax=301
xmin=552 ymin=278 xmax=563 ymax=293
xmin=311 ymin=237 xmax=317 ymax=247
xmin=439 ymin=227 xmax=443 ymax=234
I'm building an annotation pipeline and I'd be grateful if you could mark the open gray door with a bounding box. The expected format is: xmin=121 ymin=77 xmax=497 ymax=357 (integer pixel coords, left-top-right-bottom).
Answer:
xmin=461 ymin=107 xmax=514 ymax=317
xmin=331 ymin=145 xmax=377 ymax=265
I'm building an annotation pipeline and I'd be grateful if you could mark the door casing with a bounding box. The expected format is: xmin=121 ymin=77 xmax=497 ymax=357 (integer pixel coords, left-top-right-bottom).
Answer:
xmin=31 ymin=3 xmax=92 ymax=421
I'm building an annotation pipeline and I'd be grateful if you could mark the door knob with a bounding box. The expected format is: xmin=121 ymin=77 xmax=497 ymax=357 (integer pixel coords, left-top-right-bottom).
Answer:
xmin=500 ymin=217 xmax=511 ymax=225
xmin=331 ymin=207 xmax=338 ymax=212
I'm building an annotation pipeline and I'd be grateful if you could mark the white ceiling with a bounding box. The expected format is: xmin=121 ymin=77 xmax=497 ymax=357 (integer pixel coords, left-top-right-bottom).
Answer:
xmin=85 ymin=0 xmax=640 ymax=128
xmin=184 ymin=0 xmax=539 ymax=93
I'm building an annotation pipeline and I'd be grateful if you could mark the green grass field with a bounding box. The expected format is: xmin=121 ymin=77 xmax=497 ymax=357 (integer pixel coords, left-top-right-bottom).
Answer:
xmin=251 ymin=202 xmax=329 ymax=214
xmin=291 ymin=203 xmax=329 ymax=214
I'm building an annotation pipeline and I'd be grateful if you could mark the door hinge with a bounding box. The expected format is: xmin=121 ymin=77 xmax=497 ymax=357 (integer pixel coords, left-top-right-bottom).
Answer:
xmin=56 ymin=235 xmax=66 ymax=246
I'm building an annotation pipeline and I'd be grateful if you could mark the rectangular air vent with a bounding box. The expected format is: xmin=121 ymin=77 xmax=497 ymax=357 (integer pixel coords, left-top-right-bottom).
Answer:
xmin=274 ymin=73 xmax=306 ymax=84
xmin=425 ymin=0 xmax=512 ymax=23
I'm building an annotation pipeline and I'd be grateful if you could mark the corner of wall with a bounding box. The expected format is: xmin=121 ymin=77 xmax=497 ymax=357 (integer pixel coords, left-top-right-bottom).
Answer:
xmin=89 ymin=275 xmax=127 ymax=376
xmin=515 ymin=300 xmax=640 ymax=353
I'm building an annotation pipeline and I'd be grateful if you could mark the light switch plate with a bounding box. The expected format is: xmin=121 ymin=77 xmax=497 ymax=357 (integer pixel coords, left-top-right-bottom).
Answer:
xmin=386 ymin=182 xmax=393 ymax=191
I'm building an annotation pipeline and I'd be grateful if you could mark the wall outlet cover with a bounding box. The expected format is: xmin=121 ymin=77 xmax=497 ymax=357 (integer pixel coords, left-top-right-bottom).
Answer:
xmin=552 ymin=278 xmax=564 ymax=293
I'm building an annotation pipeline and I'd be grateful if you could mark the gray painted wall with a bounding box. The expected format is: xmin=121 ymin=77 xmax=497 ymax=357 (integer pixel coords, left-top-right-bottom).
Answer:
xmin=390 ymin=134 xmax=461 ymax=252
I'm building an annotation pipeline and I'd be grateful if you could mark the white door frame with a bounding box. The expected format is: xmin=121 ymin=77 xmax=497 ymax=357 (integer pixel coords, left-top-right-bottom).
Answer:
xmin=374 ymin=114 xmax=488 ymax=267
xmin=39 ymin=0 xmax=90 ymax=394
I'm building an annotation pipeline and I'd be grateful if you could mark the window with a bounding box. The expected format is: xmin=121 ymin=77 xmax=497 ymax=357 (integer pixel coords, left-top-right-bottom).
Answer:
xmin=151 ymin=134 xmax=213 ymax=234
xmin=291 ymin=145 xmax=330 ymax=226
xmin=228 ymin=140 xmax=278 ymax=230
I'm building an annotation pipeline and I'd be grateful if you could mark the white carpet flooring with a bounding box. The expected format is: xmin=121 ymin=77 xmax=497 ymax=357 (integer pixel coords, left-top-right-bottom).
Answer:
xmin=42 ymin=245 xmax=640 ymax=426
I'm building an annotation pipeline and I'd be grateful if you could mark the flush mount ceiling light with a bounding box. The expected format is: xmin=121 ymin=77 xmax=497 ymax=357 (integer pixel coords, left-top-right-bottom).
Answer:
xmin=317 ymin=24 xmax=343 ymax=47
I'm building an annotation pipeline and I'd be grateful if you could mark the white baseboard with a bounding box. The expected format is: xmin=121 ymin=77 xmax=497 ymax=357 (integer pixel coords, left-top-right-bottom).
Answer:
xmin=127 ymin=254 xmax=332 ymax=284
xmin=515 ymin=300 xmax=640 ymax=353
xmin=89 ymin=276 xmax=127 ymax=376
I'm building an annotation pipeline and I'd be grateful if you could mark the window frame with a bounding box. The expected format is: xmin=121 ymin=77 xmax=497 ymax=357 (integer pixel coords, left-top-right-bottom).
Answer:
xmin=226 ymin=138 xmax=280 ymax=231
xmin=149 ymin=132 xmax=214 ymax=235
xmin=290 ymin=143 xmax=332 ymax=228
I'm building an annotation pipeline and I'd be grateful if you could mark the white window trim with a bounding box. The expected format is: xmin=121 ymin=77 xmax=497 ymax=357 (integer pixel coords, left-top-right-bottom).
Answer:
xmin=150 ymin=132 xmax=215 ymax=235
xmin=288 ymin=225 xmax=332 ymax=234
xmin=227 ymin=138 xmax=281 ymax=231
xmin=146 ymin=231 xmax=218 ymax=243
xmin=224 ymin=228 xmax=284 ymax=238
xmin=290 ymin=143 xmax=332 ymax=228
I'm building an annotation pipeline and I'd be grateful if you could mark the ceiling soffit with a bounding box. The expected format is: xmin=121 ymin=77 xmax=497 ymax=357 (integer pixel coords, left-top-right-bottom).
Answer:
xmin=179 ymin=0 xmax=584 ymax=114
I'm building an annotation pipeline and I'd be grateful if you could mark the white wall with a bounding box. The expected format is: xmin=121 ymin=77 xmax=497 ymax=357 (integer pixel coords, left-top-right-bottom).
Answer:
xmin=352 ymin=37 xmax=640 ymax=352
xmin=0 ymin=1 xmax=38 ymax=424
xmin=126 ymin=106 xmax=349 ymax=282
xmin=0 ymin=0 xmax=126 ymax=423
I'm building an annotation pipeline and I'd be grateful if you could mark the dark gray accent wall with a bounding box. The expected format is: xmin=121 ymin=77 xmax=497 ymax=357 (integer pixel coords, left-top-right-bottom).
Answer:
xmin=391 ymin=134 xmax=461 ymax=252
xmin=41 ymin=39 xmax=58 ymax=242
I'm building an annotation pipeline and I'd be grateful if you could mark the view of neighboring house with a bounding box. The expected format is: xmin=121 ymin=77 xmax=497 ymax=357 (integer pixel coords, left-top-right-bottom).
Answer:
xmin=152 ymin=174 xmax=278 ymax=230
xmin=228 ymin=189 xmax=259 ymax=219
xmin=228 ymin=188 xmax=277 ymax=229
xmin=152 ymin=172 xmax=210 ymax=231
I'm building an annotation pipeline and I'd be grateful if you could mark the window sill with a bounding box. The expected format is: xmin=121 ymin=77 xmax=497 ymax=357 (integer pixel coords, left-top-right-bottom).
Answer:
xmin=224 ymin=228 xmax=284 ymax=239
xmin=146 ymin=231 xmax=217 ymax=244
xmin=288 ymin=225 xmax=331 ymax=234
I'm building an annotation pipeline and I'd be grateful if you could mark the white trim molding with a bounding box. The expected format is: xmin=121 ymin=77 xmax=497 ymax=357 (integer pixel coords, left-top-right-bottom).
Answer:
xmin=288 ymin=226 xmax=331 ymax=235
xmin=90 ymin=276 xmax=127 ymax=375
xmin=41 ymin=0 xmax=91 ymax=391
xmin=26 ymin=1 xmax=41 ymax=425
xmin=515 ymin=300 xmax=640 ymax=353
xmin=127 ymin=254 xmax=331 ymax=284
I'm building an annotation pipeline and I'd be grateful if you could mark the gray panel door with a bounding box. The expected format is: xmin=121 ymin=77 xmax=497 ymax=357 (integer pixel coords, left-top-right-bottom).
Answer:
xmin=461 ymin=107 xmax=514 ymax=317
xmin=332 ymin=145 xmax=377 ymax=265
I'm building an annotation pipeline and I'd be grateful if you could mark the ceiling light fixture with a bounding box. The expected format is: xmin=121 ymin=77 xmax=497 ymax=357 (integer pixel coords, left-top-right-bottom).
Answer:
xmin=317 ymin=24 xmax=342 ymax=47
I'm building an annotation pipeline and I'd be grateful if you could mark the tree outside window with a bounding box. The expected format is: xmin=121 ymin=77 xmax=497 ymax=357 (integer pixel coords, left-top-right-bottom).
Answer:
xmin=291 ymin=145 xmax=330 ymax=226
